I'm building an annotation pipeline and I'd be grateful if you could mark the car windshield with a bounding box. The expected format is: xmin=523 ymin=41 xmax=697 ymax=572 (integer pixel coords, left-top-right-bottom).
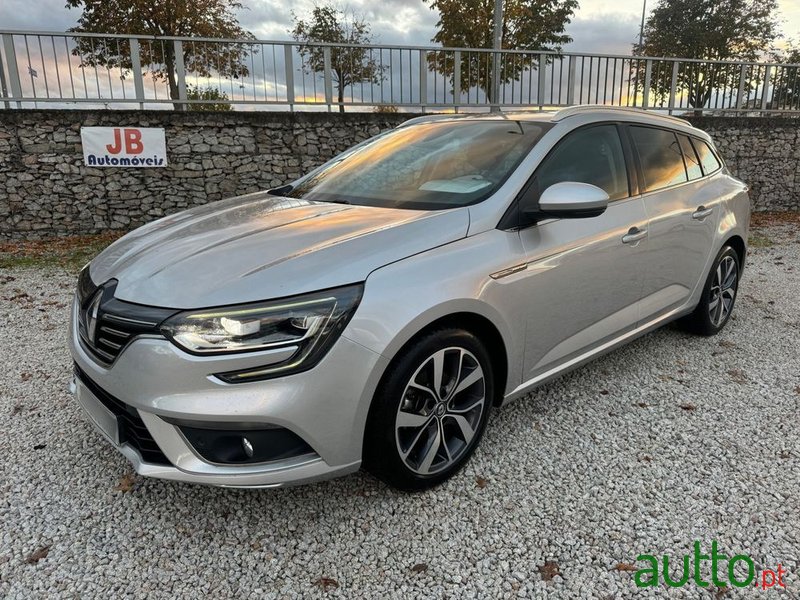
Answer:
xmin=287 ymin=120 xmax=552 ymax=210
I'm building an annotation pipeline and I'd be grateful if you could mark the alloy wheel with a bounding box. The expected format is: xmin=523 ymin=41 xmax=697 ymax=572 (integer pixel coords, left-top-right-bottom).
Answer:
xmin=708 ymin=255 xmax=738 ymax=327
xmin=394 ymin=347 xmax=486 ymax=475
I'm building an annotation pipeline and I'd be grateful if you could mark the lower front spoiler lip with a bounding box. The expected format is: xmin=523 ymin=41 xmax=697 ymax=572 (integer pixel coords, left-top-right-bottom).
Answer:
xmin=70 ymin=374 xmax=361 ymax=488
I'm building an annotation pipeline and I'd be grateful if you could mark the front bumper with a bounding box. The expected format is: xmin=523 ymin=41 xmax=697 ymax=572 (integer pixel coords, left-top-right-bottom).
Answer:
xmin=68 ymin=299 xmax=389 ymax=487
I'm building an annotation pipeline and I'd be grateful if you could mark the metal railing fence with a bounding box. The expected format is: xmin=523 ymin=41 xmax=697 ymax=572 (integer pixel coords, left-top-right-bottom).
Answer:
xmin=2 ymin=30 xmax=800 ymax=114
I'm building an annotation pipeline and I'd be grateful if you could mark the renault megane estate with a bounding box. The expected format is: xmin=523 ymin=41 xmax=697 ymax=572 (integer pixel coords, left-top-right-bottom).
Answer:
xmin=69 ymin=106 xmax=749 ymax=490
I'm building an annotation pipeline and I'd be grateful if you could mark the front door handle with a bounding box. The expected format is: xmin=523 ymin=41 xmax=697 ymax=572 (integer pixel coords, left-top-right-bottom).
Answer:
xmin=622 ymin=226 xmax=648 ymax=244
xmin=692 ymin=206 xmax=713 ymax=220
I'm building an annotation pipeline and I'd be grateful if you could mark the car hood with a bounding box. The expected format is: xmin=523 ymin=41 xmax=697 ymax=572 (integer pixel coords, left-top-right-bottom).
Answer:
xmin=89 ymin=193 xmax=470 ymax=308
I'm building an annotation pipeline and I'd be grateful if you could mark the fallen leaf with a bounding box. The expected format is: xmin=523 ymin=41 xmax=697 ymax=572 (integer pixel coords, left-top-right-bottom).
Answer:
xmin=613 ymin=562 xmax=638 ymax=572
xmin=727 ymin=369 xmax=747 ymax=384
xmin=114 ymin=472 xmax=136 ymax=493
xmin=312 ymin=577 xmax=339 ymax=591
xmin=33 ymin=444 xmax=46 ymax=450
xmin=539 ymin=560 xmax=560 ymax=582
xmin=410 ymin=563 xmax=428 ymax=573
xmin=718 ymin=340 xmax=736 ymax=348
xmin=250 ymin=541 xmax=262 ymax=551
xmin=636 ymin=402 xmax=649 ymax=408
xmin=20 ymin=372 xmax=32 ymax=382
xmin=779 ymin=450 xmax=791 ymax=459
xmin=24 ymin=546 xmax=50 ymax=564
xmin=794 ymin=386 xmax=800 ymax=395
xmin=713 ymin=585 xmax=729 ymax=599
xmin=640 ymin=455 xmax=652 ymax=463
xmin=476 ymin=476 xmax=488 ymax=489
xmin=599 ymin=389 xmax=610 ymax=396
xmin=679 ymin=403 xmax=697 ymax=411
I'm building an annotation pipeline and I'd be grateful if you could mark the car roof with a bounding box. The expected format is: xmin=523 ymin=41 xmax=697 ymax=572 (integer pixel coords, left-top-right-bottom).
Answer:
xmin=398 ymin=105 xmax=708 ymax=139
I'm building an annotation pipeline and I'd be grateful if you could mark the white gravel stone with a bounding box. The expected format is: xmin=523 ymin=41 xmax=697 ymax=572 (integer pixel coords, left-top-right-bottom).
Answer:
xmin=0 ymin=224 xmax=798 ymax=598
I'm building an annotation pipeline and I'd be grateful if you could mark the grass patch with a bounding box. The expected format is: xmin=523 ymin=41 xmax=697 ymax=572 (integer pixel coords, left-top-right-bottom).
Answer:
xmin=0 ymin=232 xmax=124 ymax=271
xmin=748 ymin=232 xmax=775 ymax=248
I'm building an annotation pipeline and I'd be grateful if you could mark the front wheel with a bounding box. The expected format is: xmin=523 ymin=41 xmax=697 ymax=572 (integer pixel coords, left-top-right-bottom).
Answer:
xmin=363 ymin=329 xmax=494 ymax=491
xmin=682 ymin=245 xmax=740 ymax=336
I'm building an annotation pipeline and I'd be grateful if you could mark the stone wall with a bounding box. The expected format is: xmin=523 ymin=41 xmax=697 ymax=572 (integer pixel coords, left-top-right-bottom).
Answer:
xmin=689 ymin=116 xmax=800 ymax=213
xmin=0 ymin=110 xmax=797 ymax=239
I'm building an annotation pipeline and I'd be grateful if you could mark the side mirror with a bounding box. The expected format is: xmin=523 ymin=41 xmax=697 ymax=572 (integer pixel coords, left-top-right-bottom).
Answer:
xmin=536 ymin=182 xmax=610 ymax=219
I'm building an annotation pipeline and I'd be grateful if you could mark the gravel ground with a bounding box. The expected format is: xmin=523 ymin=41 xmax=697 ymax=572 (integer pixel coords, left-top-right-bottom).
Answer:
xmin=1 ymin=223 xmax=799 ymax=599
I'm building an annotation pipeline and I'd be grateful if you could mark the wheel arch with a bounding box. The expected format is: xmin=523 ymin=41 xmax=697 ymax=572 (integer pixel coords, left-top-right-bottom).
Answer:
xmin=374 ymin=310 xmax=511 ymax=408
xmin=723 ymin=234 xmax=746 ymax=270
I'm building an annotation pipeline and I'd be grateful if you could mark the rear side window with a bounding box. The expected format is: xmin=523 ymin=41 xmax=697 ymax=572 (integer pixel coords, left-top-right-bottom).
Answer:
xmin=693 ymin=139 xmax=722 ymax=175
xmin=536 ymin=124 xmax=629 ymax=201
xmin=630 ymin=126 xmax=688 ymax=192
xmin=678 ymin=135 xmax=703 ymax=180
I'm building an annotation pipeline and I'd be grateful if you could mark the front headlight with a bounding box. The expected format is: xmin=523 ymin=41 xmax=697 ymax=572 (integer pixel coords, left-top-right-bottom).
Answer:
xmin=161 ymin=284 xmax=363 ymax=382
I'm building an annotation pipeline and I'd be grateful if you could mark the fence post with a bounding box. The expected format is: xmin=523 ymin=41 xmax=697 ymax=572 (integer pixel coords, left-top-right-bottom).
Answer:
xmin=129 ymin=38 xmax=145 ymax=109
xmin=419 ymin=49 xmax=427 ymax=113
xmin=566 ymin=55 xmax=576 ymax=105
xmin=760 ymin=65 xmax=771 ymax=112
xmin=0 ymin=45 xmax=9 ymax=109
xmin=323 ymin=46 xmax=332 ymax=112
xmin=668 ymin=61 xmax=679 ymax=115
xmin=173 ymin=40 xmax=187 ymax=110
xmin=1 ymin=34 xmax=23 ymax=108
xmin=642 ymin=59 xmax=652 ymax=109
xmin=735 ymin=63 xmax=748 ymax=111
xmin=284 ymin=44 xmax=294 ymax=110
xmin=537 ymin=53 xmax=547 ymax=109
xmin=453 ymin=50 xmax=461 ymax=112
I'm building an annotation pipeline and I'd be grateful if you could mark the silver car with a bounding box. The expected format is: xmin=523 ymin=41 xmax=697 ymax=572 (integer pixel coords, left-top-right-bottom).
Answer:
xmin=69 ymin=106 xmax=749 ymax=490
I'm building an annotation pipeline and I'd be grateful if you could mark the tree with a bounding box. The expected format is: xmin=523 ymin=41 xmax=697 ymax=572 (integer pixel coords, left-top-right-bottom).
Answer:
xmin=633 ymin=0 xmax=780 ymax=113
xmin=291 ymin=5 xmax=384 ymax=113
xmin=66 ymin=0 xmax=255 ymax=106
xmin=423 ymin=0 xmax=578 ymax=101
xmin=770 ymin=45 xmax=800 ymax=110
xmin=187 ymin=85 xmax=233 ymax=111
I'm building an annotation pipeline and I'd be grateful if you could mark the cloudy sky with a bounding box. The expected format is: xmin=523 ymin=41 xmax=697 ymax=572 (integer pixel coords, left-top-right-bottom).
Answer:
xmin=2 ymin=0 xmax=799 ymax=55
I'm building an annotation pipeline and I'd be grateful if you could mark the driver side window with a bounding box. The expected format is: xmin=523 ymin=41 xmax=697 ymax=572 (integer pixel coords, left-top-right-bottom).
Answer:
xmin=536 ymin=125 xmax=630 ymax=202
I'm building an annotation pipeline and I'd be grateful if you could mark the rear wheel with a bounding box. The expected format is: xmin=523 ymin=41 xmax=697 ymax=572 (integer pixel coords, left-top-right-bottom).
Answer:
xmin=682 ymin=245 xmax=740 ymax=336
xmin=363 ymin=329 xmax=493 ymax=491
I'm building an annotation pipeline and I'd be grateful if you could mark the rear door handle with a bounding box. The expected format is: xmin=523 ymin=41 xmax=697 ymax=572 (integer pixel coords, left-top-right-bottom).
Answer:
xmin=692 ymin=206 xmax=713 ymax=220
xmin=622 ymin=227 xmax=648 ymax=244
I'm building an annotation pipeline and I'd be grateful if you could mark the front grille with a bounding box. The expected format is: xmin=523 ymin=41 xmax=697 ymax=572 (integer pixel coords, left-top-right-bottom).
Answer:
xmin=76 ymin=270 xmax=177 ymax=365
xmin=74 ymin=364 xmax=171 ymax=466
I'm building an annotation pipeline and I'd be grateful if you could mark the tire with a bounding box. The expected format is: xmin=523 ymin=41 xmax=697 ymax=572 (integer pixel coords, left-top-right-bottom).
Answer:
xmin=681 ymin=245 xmax=740 ymax=336
xmin=363 ymin=328 xmax=494 ymax=491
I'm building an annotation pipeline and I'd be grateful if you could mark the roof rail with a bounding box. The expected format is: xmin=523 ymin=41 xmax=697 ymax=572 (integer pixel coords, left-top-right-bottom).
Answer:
xmin=553 ymin=105 xmax=690 ymax=126
xmin=396 ymin=113 xmax=472 ymax=128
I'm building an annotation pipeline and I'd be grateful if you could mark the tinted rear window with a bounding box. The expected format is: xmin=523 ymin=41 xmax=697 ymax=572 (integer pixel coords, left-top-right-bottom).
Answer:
xmin=693 ymin=139 xmax=722 ymax=175
xmin=631 ymin=126 xmax=687 ymax=192
xmin=678 ymin=135 xmax=703 ymax=180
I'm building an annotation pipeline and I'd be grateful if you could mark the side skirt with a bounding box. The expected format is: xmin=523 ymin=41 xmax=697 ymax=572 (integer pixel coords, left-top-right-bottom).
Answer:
xmin=500 ymin=305 xmax=694 ymax=406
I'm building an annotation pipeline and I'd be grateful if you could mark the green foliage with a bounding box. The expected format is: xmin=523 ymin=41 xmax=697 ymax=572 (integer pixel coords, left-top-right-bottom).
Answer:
xmin=770 ymin=46 xmax=800 ymax=109
xmin=291 ymin=5 xmax=384 ymax=112
xmin=373 ymin=104 xmax=399 ymax=113
xmin=423 ymin=0 xmax=578 ymax=99
xmin=65 ymin=0 xmax=255 ymax=102
xmin=633 ymin=0 xmax=780 ymax=109
xmin=187 ymin=85 xmax=233 ymax=111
